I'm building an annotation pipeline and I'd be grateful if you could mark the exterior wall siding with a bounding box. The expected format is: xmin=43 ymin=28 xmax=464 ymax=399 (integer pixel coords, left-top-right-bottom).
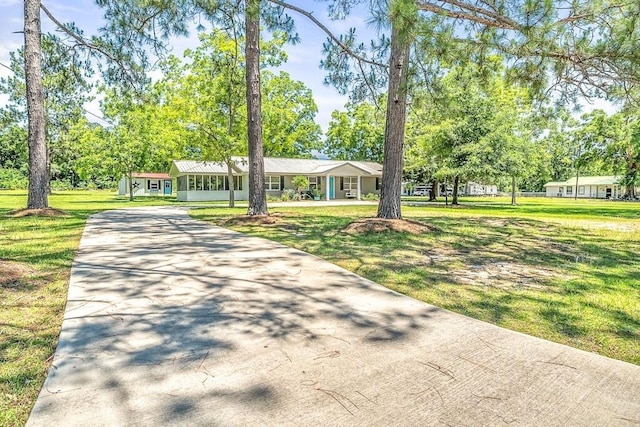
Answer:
xmin=174 ymin=173 xmax=382 ymax=201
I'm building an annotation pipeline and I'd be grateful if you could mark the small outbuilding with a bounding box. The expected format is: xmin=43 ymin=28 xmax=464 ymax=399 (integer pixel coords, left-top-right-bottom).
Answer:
xmin=118 ymin=173 xmax=173 ymax=197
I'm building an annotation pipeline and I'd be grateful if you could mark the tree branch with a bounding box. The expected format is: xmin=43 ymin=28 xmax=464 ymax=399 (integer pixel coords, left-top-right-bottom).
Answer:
xmin=40 ymin=2 xmax=140 ymax=90
xmin=266 ymin=0 xmax=387 ymax=68
xmin=415 ymin=0 xmax=518 ymax=30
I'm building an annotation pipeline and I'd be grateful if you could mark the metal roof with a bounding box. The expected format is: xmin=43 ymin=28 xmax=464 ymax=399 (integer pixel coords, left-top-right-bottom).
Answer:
xmin=131 ymin=172 xmax=171 ymax=179
xmin=544 ymin=176 xmax=621 ymax=187
xmin=170 ymin=157 xmax=383 ymax=176
xmin=169 ymin=160 xmax=243 ymax=176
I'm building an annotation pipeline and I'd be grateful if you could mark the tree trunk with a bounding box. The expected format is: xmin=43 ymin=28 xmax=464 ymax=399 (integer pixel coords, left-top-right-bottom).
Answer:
xmin=128 ymin=170 xmax=134 ymax=201
xmin=24 ymin=0 xmax=48 ymax=209
xmin=377 ymin=16 xmax=411 ymax=219
xmin=452 ymin=175 xmax=459 ymax=205
xmin=46 ymin=143 xmax=52 ymax=194
xmin=227 ymin=159 xmax=235 ymax=208
xmin=511 ymin=175 xmax=517 ymax=206
xmin=574 ymin=169 xmax=580 ymax=200
xmin=244 ymin=0 xmax=268 ymax=216
xmin=624 ymin=168 xmax=637 ymax=198
xmin=428 ymin=178 xmax=438 ymax=201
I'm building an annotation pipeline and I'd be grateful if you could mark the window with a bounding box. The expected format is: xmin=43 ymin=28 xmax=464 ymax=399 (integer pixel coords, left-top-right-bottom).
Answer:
xmin=212 ymin=175 xmax=224 ymax=191
xmin=232 ymin=176 xmax=243 ymax=191
xmin=188 ymin=175 xmax=196 ymax=191
xmin=566 ymin=186 xmax=573 ymax=195
xmin=344 ymin=176 xmax=358 ymax=191
xmin=578 ymin=186 xmax=585 ymax=195
xmin=264 ymin=175 xmax=281 ymax=190
xmin=307 ymin=176 xmax=319 ymax=190
xmin=196 ymin=175 xmax=203 ymax=191
xmin=178 ymin=176 xmax=187 ymax=191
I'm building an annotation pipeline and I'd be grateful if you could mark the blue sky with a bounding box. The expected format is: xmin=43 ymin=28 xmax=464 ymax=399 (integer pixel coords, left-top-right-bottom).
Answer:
xmin=0 ymin=0 xmax=379 ymax=131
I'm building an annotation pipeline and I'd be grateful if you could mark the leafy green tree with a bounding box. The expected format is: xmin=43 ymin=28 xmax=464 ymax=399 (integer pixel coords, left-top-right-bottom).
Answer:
xmin=0 ymin=110 xmax=28 ymax=174
xmin=156 ymin=30 xmax=320 ymax=206
xmin=569 ymin=110 xmax=617 ymax=198
xmin=614 ymin=115 xmax=640 ymax=199
xmin=325 ymin=101 xmax=385 ymax=162
xmin=262 ymin=71 xmax=322 ymax=157
xmin=314 ymin=0 xmax=640 ymax=217
xmin=291 ymin=175 xmax=309 ymax=193
xmin=75 ymin=90 xmax=176 ymax=200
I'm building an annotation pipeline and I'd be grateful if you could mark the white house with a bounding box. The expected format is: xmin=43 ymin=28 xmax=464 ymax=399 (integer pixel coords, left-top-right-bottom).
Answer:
xmin=118 ymin=173 xmax=173 ymax=196
xmin=169 ymin=157 xmax=383 ymax=202
xmin=543 ymin=175 xmax=636 ymax=199
xmin=465 ymin=182 xmax=498 ymax=196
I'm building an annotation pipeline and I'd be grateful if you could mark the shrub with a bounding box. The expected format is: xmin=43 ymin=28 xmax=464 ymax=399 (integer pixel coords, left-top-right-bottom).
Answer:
xmin=0 ymin=168 xmax=28 ymax=189
xmin=362 ymin=192 xmax=380 ymax=201
xmin=51 ymin=180 xmax=74 ymax=191
xmin=280 ymin=189 xmax=297 ymax=201
xmin=291 ymin=175 xmax=309 ymax=193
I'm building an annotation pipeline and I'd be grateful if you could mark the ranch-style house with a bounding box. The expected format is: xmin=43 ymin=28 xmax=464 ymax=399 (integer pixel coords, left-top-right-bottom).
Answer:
xmin=543 ymin=175 xmax=638 ymax=199
xmin=169 ymin=157 xmax=383 ymax=202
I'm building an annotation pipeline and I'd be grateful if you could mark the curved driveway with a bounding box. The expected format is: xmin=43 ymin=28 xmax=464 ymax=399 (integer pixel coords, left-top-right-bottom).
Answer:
xmin=28 ymin=207 xmax=640 ymax=426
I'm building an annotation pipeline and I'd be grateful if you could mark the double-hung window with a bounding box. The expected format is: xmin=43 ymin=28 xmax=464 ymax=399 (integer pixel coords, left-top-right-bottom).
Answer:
xmin=264 ymin=175 xmax=281 ymax=190
xmin=344 ymin=176 xmax=358 ymax=191
xmin=307 ymin=176 xmax=318 ymax=190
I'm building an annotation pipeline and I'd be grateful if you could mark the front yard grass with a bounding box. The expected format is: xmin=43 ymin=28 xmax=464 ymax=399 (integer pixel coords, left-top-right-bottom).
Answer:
xmin=0 ymin=190 xmax=179 ymax=427
xmin=191 ymin=199 xmax=640 ymax=366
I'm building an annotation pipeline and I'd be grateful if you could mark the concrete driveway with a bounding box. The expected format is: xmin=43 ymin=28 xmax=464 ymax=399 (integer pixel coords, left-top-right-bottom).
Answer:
xmin=28 ymin=207 xmax=640 ymax=426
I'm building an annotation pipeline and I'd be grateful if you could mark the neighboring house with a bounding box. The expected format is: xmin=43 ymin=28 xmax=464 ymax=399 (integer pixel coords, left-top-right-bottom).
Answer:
xmin=464 ymin=182 xmax=498 ymax=196
xmin=543 ymin=175 xmax=636 ymax=199
xmin=169 ymin=157 xmax=383 ymax=202
xmin=118 ymin=173 xmax=173 ymax=197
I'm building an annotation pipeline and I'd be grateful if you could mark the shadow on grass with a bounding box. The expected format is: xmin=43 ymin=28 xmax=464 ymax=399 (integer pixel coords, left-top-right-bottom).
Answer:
xmin=194 ymin=208 xmax=639 ymax=364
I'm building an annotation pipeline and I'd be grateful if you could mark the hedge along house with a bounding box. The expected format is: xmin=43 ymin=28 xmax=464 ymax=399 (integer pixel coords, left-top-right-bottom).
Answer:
xmin=543 ymin=175 xmax=635 ymax=199
xmin=169 ymin=157 xmax=383 ymax=202
xmin=118 ymin=172 xmax=173 ymax=196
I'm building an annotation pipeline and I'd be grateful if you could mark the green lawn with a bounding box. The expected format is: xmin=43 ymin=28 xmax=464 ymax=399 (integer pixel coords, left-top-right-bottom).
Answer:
xmin=0 ymin=190 xmax=181 ymax=427
xmin=191 ymin=197 xmax=640 ymax=366
xmin=1 ymin=191 xmax=638 ymax=426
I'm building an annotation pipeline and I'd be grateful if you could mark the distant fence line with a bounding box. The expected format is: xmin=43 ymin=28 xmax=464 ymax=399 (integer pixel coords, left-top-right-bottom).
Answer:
xmin=511 ymin=192 xmax=546 ymax=197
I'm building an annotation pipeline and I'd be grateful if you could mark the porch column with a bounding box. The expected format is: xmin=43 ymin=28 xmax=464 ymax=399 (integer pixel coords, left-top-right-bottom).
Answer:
xmin=326 ymin=174 xmax=330 ymax=200
xmin=357 ymin=175 xmax=361 ymax=200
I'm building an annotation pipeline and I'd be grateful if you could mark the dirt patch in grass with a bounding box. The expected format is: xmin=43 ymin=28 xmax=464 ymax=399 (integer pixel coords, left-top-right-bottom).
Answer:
xmin=7 ymin=208 xmax=69 ymax=217
xmin=0 ymin=260 xmax=38 ymax=289
xmin=564 ymin=219 xmax=640 ymax=232
xmin=451 ymin=261 xmax=566 ymax=290
xmin=222 ymin=212 xmax=300 ymax=227
xmin=342 ymin=218 xmax=439 ymax=235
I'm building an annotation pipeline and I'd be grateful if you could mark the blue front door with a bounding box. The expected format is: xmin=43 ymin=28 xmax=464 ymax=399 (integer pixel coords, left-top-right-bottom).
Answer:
xmin=329 ymin=177 xmax=335 ymax=199
xmin=164 ymin=180 xmax=172 ymax=195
